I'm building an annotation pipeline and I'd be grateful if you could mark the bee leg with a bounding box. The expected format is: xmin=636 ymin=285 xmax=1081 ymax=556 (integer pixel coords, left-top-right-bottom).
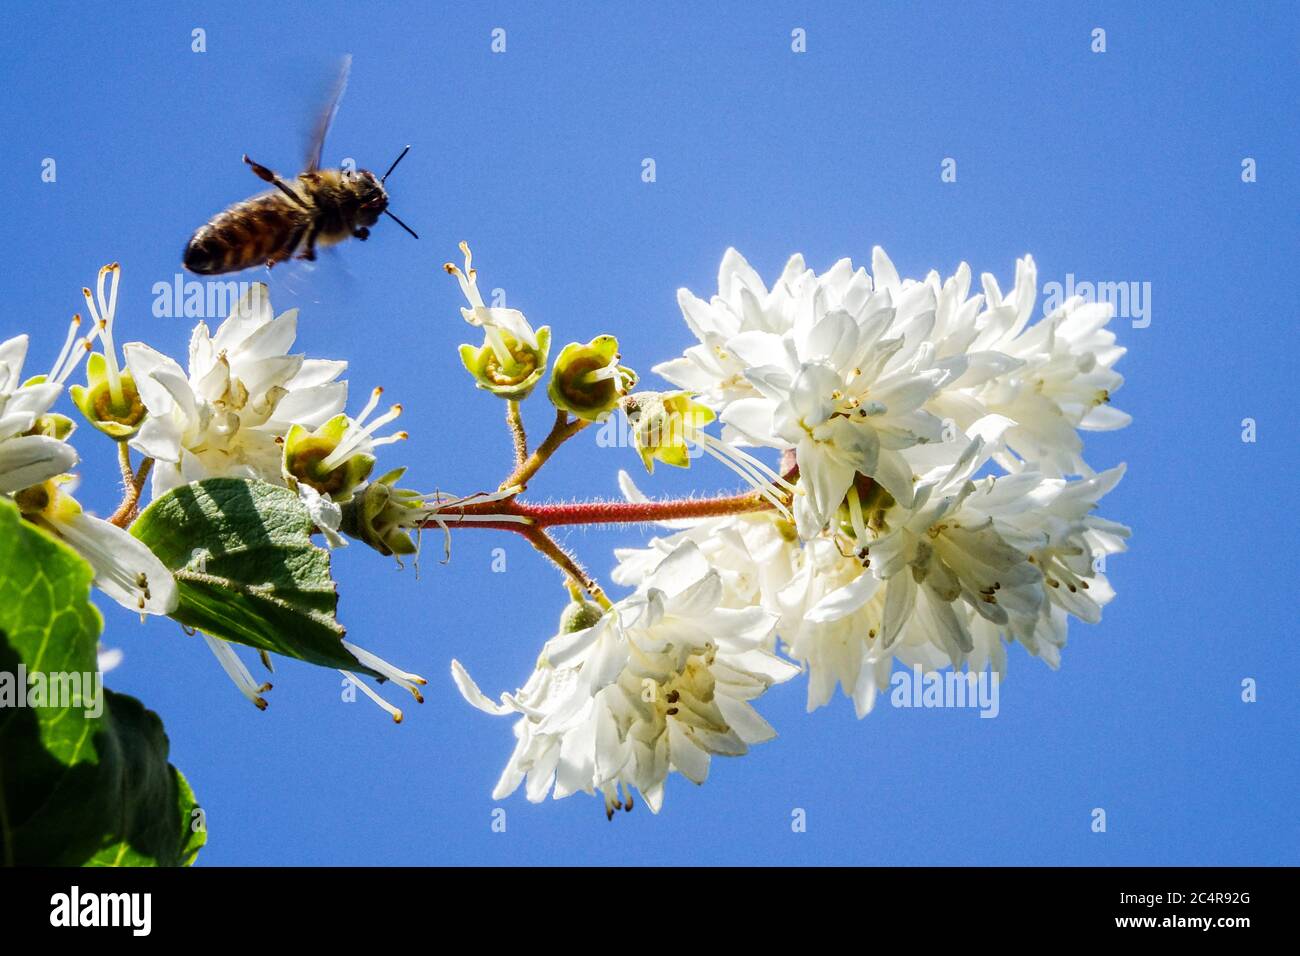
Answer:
xmin=298 ymin=221 xmax=322 ymax=262
xmin=266 ymin=224 xmax=307 ymax=270
xmin=352 ymin=227 xmax=370 ymax=241
xmin=243 ymin=155 xmax=309 ymax=207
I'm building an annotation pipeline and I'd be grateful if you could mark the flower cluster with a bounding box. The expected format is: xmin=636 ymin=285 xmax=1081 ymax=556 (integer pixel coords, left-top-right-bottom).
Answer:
xmin=458 ymin=247 xmax=1130 ymax=813
xmin=3 ymin=264 xmax=432 ymax=721
xmin=2 ymin=306 xmax=177 ymax=617
xmin=642 ymin=248 xmax=1128 ymax=701
xmin=454 ymin=541 xmax=798 ymax=815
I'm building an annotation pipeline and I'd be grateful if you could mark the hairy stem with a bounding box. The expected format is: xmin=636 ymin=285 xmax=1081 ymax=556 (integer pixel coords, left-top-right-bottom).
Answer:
xmin=108 ymin=445 xmax=153 ymax=528
xmin=522 ymin=527 xmax=612 ymax=608
xmin=505 ymin=400 xmax=528 ymax=469
xmin=429 ymin=486 xmax=779 ymax=532
xmin=499 ymin=409 xmax=589 ymax=491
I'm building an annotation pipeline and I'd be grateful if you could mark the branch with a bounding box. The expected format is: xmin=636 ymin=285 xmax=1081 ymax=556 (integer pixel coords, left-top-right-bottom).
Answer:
xmin=521 ymin=527 xmax=611 ymax=608
xmin=499 ymin=409 xmax=588 ymax=491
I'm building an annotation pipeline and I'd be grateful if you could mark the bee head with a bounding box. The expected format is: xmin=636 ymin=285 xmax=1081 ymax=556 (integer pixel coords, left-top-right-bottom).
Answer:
xmin=348 ymin=168 xmax=389 ymax=226
xmin=350 ymin=146 xmax=418 ymax=240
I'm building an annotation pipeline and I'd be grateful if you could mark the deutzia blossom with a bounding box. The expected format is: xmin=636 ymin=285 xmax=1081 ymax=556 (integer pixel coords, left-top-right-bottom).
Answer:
xmin=962 ymin=256 xmax=1129 ymax=476
xmin=452 ymin=541 xmax=799 ymax=816
xmin=654 ymin=248 xmax=1132 ymax=540
xmin=282 ymin=386 xmax=409 ymax=548
xmin=446 ymin=242 xmax=551 ymax=399
xmin=611 ymin=434 xmax=1127 ymax=718
xmin=653 ymin=249 xmax=809 ymax=408
xmin=124 ymin=285 xmax=347 ymax=498
xmin=0 ymin=333 xmax=80 ymax=493
xmin=718 ymin=287 xmax=952 ymax=530
xmin=14 ymin=476 xmax=178 ymax=616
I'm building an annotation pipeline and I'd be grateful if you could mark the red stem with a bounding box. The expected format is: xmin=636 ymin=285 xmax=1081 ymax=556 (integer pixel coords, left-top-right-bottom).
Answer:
xmin=426 ymin=466 xmax=797 ymax=532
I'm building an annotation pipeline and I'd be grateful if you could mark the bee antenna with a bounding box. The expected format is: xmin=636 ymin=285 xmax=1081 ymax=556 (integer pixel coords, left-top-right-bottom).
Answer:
xmin=381 ymin=145 xmax=411 ymax=184
xmin=383 ymin=209 xmax=419 ymax=239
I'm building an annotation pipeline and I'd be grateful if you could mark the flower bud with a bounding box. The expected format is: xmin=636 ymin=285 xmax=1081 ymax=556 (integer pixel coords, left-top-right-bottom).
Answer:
xmin=547 ymin=335 xmax=637 ymax=422
xmin=559 ymin=596 xmax=606 ymax=633
xmin=339 ymin=468 xmax=421 ymax=558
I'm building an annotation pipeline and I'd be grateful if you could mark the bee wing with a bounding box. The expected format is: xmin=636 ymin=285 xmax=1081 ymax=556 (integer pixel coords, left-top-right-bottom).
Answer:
xmin=304 ymin=54 xmax=352 ymax=173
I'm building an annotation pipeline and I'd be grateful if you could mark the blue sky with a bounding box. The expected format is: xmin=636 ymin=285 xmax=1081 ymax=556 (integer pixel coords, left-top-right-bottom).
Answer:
xmin=2 ymin=1 xmax=1296 ymax=865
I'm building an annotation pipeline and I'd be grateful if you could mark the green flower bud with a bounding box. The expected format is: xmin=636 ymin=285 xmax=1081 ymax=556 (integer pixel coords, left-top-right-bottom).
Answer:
xmin=559 ymin=596 xmax=606 ymax=633
xmin=339 ymin=468 xmax=422 ymax=558
xmin=69 ymin=352 xmax=146 ymax=441
xmin=459 ymin=326 xmax=552 ymax=400
xmin=282 ymin=414 xmax=376 ymax=502
xmin=547 ymin=335 xmax=637 ymax=422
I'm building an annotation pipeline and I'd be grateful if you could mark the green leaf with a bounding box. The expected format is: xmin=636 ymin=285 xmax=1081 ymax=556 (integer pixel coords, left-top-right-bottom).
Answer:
xmin=130 ymin=478 xmax=373 ymax=675
xmin=0 ymin=496 xmax=204 ymax=867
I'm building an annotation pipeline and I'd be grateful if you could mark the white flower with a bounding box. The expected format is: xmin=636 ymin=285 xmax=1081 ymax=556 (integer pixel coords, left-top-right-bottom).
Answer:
xmin=453 ymin=541 xmax=799 ymax=815
xmin=611 ymin=426 xmax=1127 ymax=716
xmin=444 ymin=241 xmax=542 ymax=360
xmin=981 ymin=303 xmax=1129 ymax=476
xmin=657 ymin=248 xmax=1131 ymax=540
xmin=18 ymin=476 xmax=178 ymax=616
xmin=0 ymin=333 xmax=82 ymax=493
xmin=718 ymin=288 xmax=952 ymax=530
xmin=124 ymin=284 xmax=347 ymax=498
xmin=654 ymin=249 xmax=810 ymax=408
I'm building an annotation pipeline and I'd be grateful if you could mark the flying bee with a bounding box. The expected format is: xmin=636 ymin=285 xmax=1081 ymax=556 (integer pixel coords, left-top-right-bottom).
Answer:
xmin=183 ymin=56 xmax=418 ymax=276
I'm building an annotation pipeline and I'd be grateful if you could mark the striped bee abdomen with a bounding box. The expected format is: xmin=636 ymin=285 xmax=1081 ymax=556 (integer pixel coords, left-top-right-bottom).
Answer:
xmin=183 ymin=192 xmax=307 ymax=276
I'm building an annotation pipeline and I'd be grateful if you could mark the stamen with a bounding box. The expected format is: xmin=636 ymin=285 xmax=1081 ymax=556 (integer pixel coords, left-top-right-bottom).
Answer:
xmin=339 ymin=670 xmax=403 ymax=722
xmin=203 ymin=634 xmax=271 ymax=710
xmin=696 ymin=439 xmax=792 ymax=518
xmin=355 ymin=385 xmax=382 ymax=424
xmin=718 ymin=438 xmax=798 ymax=493
xmin=694 ymin=430 xmax=795 ymax=500
xmin=341 ymin=640 xmax=427 ymax=702
xmin=319 ymin=400 xmax=404 ymax=471
xmin=483 ymin=325 xmax=518 ymax=373
xmin=83 ymin=263 xmax=126 ymax=411
xmin=580 ymin=358 xmax=622 ymax=385
xmin=49 ymin=315 xmax=80 ymax=381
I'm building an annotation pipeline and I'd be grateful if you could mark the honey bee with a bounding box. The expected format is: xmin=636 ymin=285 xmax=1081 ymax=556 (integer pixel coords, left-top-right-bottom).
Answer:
xmin=183 ymin=56 xmax=417 ymax=276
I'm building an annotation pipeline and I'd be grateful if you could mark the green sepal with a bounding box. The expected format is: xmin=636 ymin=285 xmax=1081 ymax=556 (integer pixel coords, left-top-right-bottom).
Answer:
xmin=460 ymin=326 xmax=552 ymax=400
xmin=547 ymin=335 xmax=638 ymax=422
